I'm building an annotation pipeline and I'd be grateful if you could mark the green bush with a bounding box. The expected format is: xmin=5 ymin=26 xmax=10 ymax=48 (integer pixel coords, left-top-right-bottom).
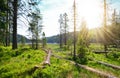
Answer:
xmin=108 ymin=52 xmax=120 ymax=60
xmin=77 ymin=46 xmax=88 ymax=64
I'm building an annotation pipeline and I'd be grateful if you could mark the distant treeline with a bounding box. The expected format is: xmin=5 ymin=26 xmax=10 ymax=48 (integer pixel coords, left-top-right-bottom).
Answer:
xmin=46 ymin=27 xmax=120 ymax=45
xmin=9 ymin=34 xmax=31 ymax=43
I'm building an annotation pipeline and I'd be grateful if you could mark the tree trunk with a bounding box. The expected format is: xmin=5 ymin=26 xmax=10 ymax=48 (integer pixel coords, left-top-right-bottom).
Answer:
xmin=32 ymin=35 xmax=34 ymax=49
xmin=5 ymin=0 xmax=9 ymax=46
xmin=73 ymin=0 xmax=76 ymax=60
xmin=64 ymin=14 xmax=67 ymax=46
xmin=36 ymin=36 xmax=38 ymax=49
xmin=12 ymin=0 xmax=18 ymax=49
xmin=60 ymin=33 xmax=62 ymax=48
xmin=35 ymin=25 xmax=38 ymax=49
xmin=8 ymin=0 xmax=11 ymax=46
xmin=8 ymin=24 xmax=11 ymax=46
xmin=5 ymin=30 xmax=8 ymax=46
xmin=64 ymin=30 xmax=67 ymax=45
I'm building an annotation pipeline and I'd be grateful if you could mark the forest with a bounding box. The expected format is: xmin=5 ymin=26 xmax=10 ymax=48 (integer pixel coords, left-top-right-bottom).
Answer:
xmin=0 ymin=0 xmax=120 ymax=78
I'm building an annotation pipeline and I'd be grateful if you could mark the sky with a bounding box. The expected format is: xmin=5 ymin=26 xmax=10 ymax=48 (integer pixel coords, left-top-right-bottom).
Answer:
xmin=18 ymin=0 xmax=120 ymax=37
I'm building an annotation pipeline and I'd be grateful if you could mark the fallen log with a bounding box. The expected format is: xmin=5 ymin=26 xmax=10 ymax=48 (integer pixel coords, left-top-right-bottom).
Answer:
xmin=88 ymin=58 xmax=120 ymax=70
xmin=33 ymin=48 xmax=52 ymax=70
xmin=97 ymin=61 xmax=120 ymax=70
xmin=44 ymin=48 xmax=52 ymax=66
xmin=52 ymin=54 xmax=117 ymax=78
xmin=42 ymin=48 xmax=49 ymax=53
xmin=70 ymin=61 xmax=117 ymax=78
xmin=93 ymin=50 xmax=110 ymax=54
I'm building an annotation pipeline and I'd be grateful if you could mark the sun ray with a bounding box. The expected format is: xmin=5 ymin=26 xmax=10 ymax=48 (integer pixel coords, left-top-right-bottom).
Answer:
xmin=77 ymin=0 xmax=103 ymax=29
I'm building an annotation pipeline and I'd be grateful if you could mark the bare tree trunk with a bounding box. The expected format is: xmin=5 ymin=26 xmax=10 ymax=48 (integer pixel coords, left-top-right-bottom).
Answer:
xmin=8 ymin=23 xmax=11 ymax=46
xmin=64 ymin=13 xmax=67 ymax=46
xmin=5 ymin=30 xmax=8 ymax=46
xmin=103 ymin=0 xmax=108 ymax=57
xmin=32 ymin=35 xmax=34 ymax=49
xmin=8 ymin=0 xmax=11 ymax=46
xmin=36 ymin=25 xmax=38 ymax=49
xmin=73 ymin=0 xmax=76 ymax=60
xmin=36 ymin=36 xmax=38 ymax=49
xmin=12 ymin=0 xmax=18 ymax=49
xmin=60 ymin=33 xmax=63 ymax=48
xmin=5 ymin=0 xmax=9 ymax=46
xmin=64 ymin=28 xmax=67 ymax=45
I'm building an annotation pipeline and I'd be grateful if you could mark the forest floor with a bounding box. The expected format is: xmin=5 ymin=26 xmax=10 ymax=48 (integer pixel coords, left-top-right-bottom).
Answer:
xmin=0 ymin=44 xmax=120 ymax=78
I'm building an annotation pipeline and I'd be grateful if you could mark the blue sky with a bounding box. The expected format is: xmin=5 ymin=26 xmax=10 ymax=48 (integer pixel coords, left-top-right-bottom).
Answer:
xmin=18 ymin=0 xmax=120 ymax=37
xmin=40 ymin=0 xmax=73 ymax=37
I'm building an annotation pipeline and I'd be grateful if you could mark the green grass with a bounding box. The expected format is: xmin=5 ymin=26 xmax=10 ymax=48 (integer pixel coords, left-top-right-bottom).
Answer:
xmin=89 ymin=43 xmax=104 ymax=51
xmin=88 ymin=52 xmax=120 ymax=66
xmin=87 ymin=61 xmax=120 ymax=77
xmin=0 ymin=47 xmax=46 ymax=78
xmin=1 ymin=43 xmax=120 ymax=78
xmin=47 ymin=43 xmax=120 ymax=77
xmin=0 ymin=45 xmax=101 ymax=78
xmin=33 ymin=56 xmax=100 ymax=78
xmin=87 ymin=43 xmax=120 ymax=77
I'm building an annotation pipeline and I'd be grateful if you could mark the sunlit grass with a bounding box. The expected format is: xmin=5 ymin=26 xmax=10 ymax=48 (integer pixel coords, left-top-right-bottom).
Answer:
xmin=87 ymin=61 xmax=120 ymax=77
xmin=0 ymin=47 xmax=46 ymax=77
xmin=1 ymin=43 xmax=120 ymax=77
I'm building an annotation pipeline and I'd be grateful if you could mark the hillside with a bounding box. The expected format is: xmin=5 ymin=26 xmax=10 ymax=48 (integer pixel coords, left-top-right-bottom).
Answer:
xmin=10 ymin=34 xmax=31 ymax=43
xmin=46 ymin=28 xmax=101 ymax=43
xmin=46 ymin=32 xmax=75 ymax=43
xmin=46 ymin=35 xmax=60 ymax=43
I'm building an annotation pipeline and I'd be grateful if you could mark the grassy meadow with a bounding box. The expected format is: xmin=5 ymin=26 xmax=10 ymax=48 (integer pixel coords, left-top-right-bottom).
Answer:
xmin=0 ymin=43 xmax=120 ymax=78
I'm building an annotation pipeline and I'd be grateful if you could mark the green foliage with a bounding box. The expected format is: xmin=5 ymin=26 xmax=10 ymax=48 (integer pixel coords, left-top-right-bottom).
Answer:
xmin=87 ymin=50 xmax=120 ymax=66
xmin=66 ymin=39 xmax=72 ymax=50
xmin=76 ymin=19 xmax=89 ymax=64
xmin=77 ymin=46 xmax=88 ymax=64
xmin=87 ymin=60 xmax=120 ymax=77
xmin=0 ymin=6 xmax=7 ymax=45
xmin=28 ymin=1 xmax=42 ymax=49
xmin=108 ymin=52 xmax=120 ymax=61
xmin=89 ymin=43 xmax=104 ymax=51
xmin=0 ymin=47 xmax=45 ymax=78
xmin=1 ymin=44 xmax=120 ymax=77
xmin=32 ymin=57 xmax=99 ymax=78
xmin=42 ymin=32 xmax=47 ymax=48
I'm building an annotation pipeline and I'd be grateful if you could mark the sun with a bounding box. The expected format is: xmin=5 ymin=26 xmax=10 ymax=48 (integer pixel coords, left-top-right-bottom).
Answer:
xmin=77 ymin=0 xmax=103 ymax=29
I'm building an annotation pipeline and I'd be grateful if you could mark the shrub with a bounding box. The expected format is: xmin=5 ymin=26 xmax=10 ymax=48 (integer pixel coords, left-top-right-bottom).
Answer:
xmin=77 ymin=46 xmax=88 ymax=64
xmin=108 ymin=52 xmax=120 ymax=61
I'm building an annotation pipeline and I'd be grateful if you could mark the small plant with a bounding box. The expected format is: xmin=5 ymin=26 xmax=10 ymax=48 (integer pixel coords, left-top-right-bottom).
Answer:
xmin=76 ymin=19 xmax=89 ymax=64
xmin=77 ymin=46 xmax=88 ymax=64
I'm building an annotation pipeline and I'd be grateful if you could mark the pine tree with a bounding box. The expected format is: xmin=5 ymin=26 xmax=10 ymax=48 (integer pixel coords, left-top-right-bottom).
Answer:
xmin=28 ymin=0 xmax=42 ymax=49
xmin=42 ymin=32 xmax=47 ymax=48
xmin=58 ymin=14 xmax=63 ymax=48
xmin=77 ymin=19 xmax=89 ymax=64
